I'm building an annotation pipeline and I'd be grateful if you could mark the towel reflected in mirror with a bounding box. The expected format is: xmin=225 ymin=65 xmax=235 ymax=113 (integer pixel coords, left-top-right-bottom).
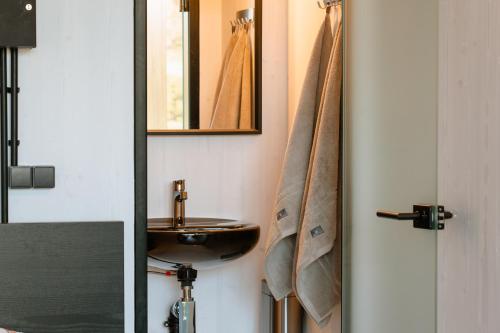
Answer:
xmin=210 ymin=24 xmax=254 ymax=130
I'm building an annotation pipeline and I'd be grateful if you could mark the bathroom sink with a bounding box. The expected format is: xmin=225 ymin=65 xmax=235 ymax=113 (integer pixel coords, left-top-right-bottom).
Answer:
xmin=147 ymin=218 xmax=260 ymax=269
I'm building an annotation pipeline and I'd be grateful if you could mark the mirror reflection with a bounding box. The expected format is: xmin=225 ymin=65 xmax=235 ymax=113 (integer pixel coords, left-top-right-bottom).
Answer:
xmin=147 ymin=0 xmax=261 ymax=134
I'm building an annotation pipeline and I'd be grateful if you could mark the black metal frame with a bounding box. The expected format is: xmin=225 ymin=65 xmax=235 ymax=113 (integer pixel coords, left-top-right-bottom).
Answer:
xmin=134 ymin=0 xmax=148 ymax=331
xmin=145 ymin=0 xmax=263 ymax=135
xmin=10 ymin=48 xmax=19 ymax=167
xmin=0 ymin=47 xmax=21 ymax=223
xmin=254 ymin=0 xmax=263 ymax=134
xmin=188 ymin=0 xmax=200 ymax=129
xmin=0 ymin=48 xmax=7 ymax=224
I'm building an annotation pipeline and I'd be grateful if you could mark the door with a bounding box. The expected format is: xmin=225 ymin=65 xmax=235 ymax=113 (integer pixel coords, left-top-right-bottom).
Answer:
xmin=344 ymin=0 xmax=441 ymax=332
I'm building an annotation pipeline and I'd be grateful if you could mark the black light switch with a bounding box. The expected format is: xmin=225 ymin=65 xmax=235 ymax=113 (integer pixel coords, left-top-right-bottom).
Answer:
xmin=33 ymin=166 xmax=55 ymax=189
xmin=0 ymin=0 xmax=37 ymax=48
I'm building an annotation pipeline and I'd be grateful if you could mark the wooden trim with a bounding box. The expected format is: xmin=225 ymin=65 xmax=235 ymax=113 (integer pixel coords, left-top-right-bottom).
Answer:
xmin=148 ymin=128 xmax=261 ymax=136
xmin=134 ymin=0 xmax=148 ymax=331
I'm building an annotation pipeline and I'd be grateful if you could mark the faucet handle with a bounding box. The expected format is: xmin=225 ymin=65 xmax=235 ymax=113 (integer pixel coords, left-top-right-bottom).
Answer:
xmin=173 ymin=179 xmax=185 ymax=192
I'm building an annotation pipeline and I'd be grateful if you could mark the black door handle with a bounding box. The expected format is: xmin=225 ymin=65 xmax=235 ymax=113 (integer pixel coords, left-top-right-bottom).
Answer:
xmin=376 ymin=205 xmax=454 ymax=230
xmin=376 ymin=211 xmax=421 ymax=220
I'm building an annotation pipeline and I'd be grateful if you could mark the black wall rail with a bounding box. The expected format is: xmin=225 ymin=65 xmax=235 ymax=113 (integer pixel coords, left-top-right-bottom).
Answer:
xmin=0 ymin=47 xmax=25 ymax=223
xmin=10 ymin=47 xmax=19 ymax=167
xmin=0 ymin=48 xmax=8 ymax=224
xmin=0 ymin=47 xmax=21 ymax=223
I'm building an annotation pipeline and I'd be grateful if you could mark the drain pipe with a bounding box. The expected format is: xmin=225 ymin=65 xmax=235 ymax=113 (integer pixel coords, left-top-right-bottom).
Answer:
xmin=262 ymin=280 xmax=304 ymax=333
xmin=273 ymin=293 xmax=304 ymax=333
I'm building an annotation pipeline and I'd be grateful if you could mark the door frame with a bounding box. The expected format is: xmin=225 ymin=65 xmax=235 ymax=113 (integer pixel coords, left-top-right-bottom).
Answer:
xmin=341 ymin=1 xmax=350 ymax=332
xmin=134 ymin=0 xmax=148 ymax=332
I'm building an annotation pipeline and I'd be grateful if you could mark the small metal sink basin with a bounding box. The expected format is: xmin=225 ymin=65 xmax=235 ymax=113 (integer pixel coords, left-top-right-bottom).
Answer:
xmin=147 ymin=218 xmax=260 ymax=269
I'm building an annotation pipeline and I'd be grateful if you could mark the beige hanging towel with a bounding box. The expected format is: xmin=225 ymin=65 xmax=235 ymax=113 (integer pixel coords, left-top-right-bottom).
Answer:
xmin=264 ymin=13 xmax=335 ymax=300
xmin=293 ymin=15 xmax=343 ymax=327
xmin=239 ymin=30 xmax=253 ymax=129
xmin=212 ymin=30 xmax=240 ymax=113
xmin=210 ymin=30 xmax=248 ymax=129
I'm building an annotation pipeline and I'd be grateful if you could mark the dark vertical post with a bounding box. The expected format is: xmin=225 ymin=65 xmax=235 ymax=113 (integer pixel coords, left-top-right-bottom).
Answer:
xmin=254 ymin=0 xmax=263 ymax=133
xmin=0 ymin=48 xmax=8 ymax=224
xmin=10 ymin=48 xmax=18 ymax=167
xmin=134 ymin=0 xmax=148 ymax=331
xmin=188 ymin=0 xmax=200 ymax=129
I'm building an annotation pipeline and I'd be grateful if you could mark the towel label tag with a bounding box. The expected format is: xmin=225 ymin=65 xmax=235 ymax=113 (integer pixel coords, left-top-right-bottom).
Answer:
xmin=310 ymin=226 xmax=325 ymax=238
xmin=277 ymin=209 xmax=288 ymax=221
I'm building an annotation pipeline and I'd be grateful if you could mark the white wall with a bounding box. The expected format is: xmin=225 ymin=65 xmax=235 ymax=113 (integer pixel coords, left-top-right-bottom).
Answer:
xmin=438 ymin=1 xmax=500 ymax=332
xmin=9 ymin=0 xmax=135 ymax=331
xmin=147 ymin=0 xmax=289 ymax=332
xmin=288 ymin=0 xmax=325 ymax=130
xmin=199 ymin=0 xmax=223 ymax=128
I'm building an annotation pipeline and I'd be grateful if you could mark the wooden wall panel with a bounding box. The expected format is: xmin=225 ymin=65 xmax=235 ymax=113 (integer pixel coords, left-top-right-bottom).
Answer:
xmin=438 ymin=1 xmax=500 ymax=332
xmin=0 ymin=222 xmax=124 ymax=333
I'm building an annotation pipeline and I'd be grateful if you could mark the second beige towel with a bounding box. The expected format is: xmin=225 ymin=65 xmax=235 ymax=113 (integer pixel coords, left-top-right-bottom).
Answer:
xmin=293 ymin=16 xmax=343 ymax=326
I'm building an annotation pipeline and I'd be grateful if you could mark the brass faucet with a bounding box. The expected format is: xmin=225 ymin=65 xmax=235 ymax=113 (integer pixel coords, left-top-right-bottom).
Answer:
xmin=173 ymin=180 xmax=188 ymax=228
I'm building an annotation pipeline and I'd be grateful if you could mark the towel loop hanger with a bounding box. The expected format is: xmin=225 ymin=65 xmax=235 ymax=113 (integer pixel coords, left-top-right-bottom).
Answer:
xmin=230 ymin=9 xmax=254 ymax=34
xmin=235 ymin=8 xmax=254 ymax=29
xmin=317 ymin=0 xmax=341 ymax=9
